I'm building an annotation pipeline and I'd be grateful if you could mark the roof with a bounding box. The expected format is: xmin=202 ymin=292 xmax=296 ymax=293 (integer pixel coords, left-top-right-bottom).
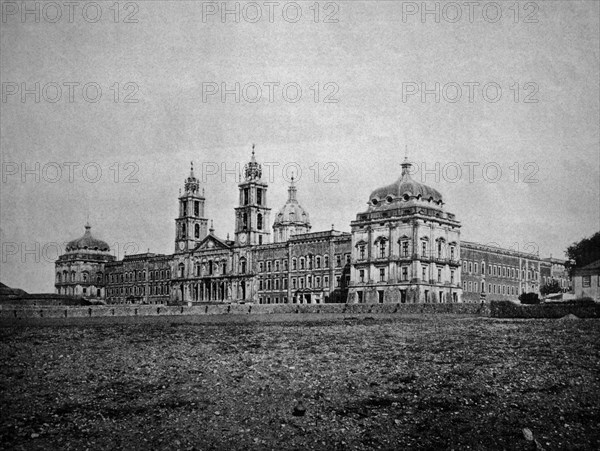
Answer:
xmin=66 ymin=223 xmax=111 ymax=253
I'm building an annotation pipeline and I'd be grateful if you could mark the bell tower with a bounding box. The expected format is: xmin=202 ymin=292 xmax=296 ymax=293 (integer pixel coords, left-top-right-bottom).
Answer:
xmin=234 ymin=145 xmax=271 ymax=246
xmin=175 ymin=162 xmax=208 ymax=253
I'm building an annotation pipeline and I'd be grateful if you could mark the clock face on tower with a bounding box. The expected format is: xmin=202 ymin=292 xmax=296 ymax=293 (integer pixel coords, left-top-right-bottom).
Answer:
xmin=239 ymin=234 xmax=247 ymax=244
xmin=178 ymin=241 xmax=185 ymax=251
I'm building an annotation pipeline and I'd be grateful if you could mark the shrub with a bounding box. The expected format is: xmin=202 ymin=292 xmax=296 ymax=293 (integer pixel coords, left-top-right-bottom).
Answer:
xmin=518 ymin=292 xmax=540 ymax=304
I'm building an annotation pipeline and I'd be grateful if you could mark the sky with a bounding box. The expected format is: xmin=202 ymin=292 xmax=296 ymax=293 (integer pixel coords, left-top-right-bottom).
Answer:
xmin=1 ymin=0 xmax=599 ymax=293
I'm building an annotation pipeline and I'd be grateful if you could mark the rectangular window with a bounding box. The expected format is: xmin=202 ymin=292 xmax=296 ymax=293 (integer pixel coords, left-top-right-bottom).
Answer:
xmin=468 ymin=281 xmax=472 ymax=292
xmin=422 ymin=266 xmax=427 ymax=281
xmin=359 ymin=270 xmax=365 ymax=282
xmin=450 ymin=246 xmax=455 ymax=260
xmin=379 ymin=268 xmax=385 ymax=282
xmin=257 ymin=188 xmax=262 ymax=206
xmin=402 ymin=241 xmax=409 ymax=257
xmin=336 ymin=276 xmax=341 ymax=287
xmin=315 ymin=277 xmax=320 ymax=288
xmin=474 ymin=263 xmax=478 ymax=274
xmin=437 ymin=268 xmax=442 ymax=283
xmin=402 ymin=266 xmax=408 ymax=281
xmin=463 ymin=261 xmax=467 ymax=271
xmin=450 ymin=270 xmax=455 ymax=284
xmin=275 ymin=261 xmax=280 ymax=272
xmin=336 ymin=255 xmax=341 ymax=267
xmin=463 ymin=281 xmax=467 ymax=290
xmin=346 ymin=254 xmax=351 ymax=264
xmin=359 ymin=246 xmax=365 ymax=260
xmin=422 ymin=241 xmax=427 ymax=257
xmin=468 ymin=262 xmax=472 ymax=273
xmin=583 ymin=275 xmax=591 ymax=287
xmin=267 ymin=261 xmax=272 ymax=272
xmin=324 ymin=276 xmax=329 ymax=287
xmin=292 ymin=278 xmax=297 ymax=289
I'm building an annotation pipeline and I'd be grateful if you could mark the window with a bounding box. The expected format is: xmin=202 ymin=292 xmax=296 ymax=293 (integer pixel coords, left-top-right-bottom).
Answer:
xmin=468 ymin=281 xmax=472 ymax=292
xmin=450 ymin=270 xmax=455 ymax=284
xmin=292 ymin=258 xmax=297 ymax=270
xmin=493 ymin=266 xmax=497 ymax=276
xmin=267 ymin=261 xmax=272 ymax=272
xmin=300 ymin=258 xmax=305 ymax=269
xmin=450 ymin=246 xmax=455 ymax=260
xmin=307 ymin=276 xmax=312 ymax=288
xmin=421 ymin=241 xmax=427 ymax=257
xmin=489 ymin=265 xmax=492 ymax=275
xmin=336 ymin=255 xmax=341 ymax=267
xmin=324 ymin=256 xmax=329 ymax=267
xmin=336 ymin=276 xmax=341 ymax=287
xmin=257 ymin=188 xmax=263 ymax=206
xmin=244 ymin=188 xmax=249 ymax=205
xmin=283 ymin=278 xmax=288 ymax=289
xmin=284 ymin=259 xmax=288 ymax=270
xmin=401 ymin=241 xmax=409 ymax=258
xmin=195 ymin=224 xmax=200 ymax=239
xmin=422 ymin=266 xmax=427 ymax=281
xmin=359 ymin=270 xmax=365 ymax=283
xmin=502 ymin=267 xmax=506 ymax=277
xmin=583 ymin=275 xmax=591 ymax=287
xmin=346 ymin=254 xmax=351 ymax=265
xmin=468 ymin=262 xmax=473 ymax=273
xmin=259 ymin=262 xmax=264 ymax=272
xmin=437 ymin=240 xmax=443 ymax=258
xmin=359 ymin=246 xmax=365 ymax=260
xmin=315 ymin=277 xmax=320 ymax=287
xmin=379 ymin=241 xmax=386 ymax=258
xmin=299 ymin=278 xmax=304 ymax=288
xmin=481 ymin=262 xmax=485 ymax=274
xmin=324 ymin=276 xmax=329 ymax=287
xmin=194 ymin=201 xmax=199 ymax=217
xmin=267 ymin=279 xmax=271 ymax=290
xmin=292 ymin=278 xmax=297 ymax=289
xmin=488 ymin=283 xmax=492 ymax=293
xmin=463 ymin=261 xmax=467 ymax=271
xmin=240 ymin=258 xmax=247 ymax=274
xmin=463 ymin=281 xmax=467 ymax=290
xmin=257 ymin=213 xmax=263 ymax=230
xmin=474 ymin=263 xmax=478 ymax=274
xmin=437 ymin=268 xmax=442 ymax=283
xmin=275 ymin=279 xmax=280 ymax=290
xmin=402 ymin=266 xmax=408 ymax=281
xmin=481 ymin=281 xmax=485 ymax=293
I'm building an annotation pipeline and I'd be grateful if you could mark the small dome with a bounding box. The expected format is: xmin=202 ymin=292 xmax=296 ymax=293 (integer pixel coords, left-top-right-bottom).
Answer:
xmin=274 ymin=178 xmax=311 ymax=227
xmin=368 ymin=158 xmax=443 ymax=208
xmin=66 ymin=223 xmax=111 ymax=252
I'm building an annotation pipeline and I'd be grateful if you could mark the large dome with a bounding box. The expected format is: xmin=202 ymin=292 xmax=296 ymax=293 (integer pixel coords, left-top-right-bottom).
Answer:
xmin=66 ymin=224 xmax=111 ymax=252
xmin=368 ymin=158 xmax=443 ymax=209
xmin=274 ymin=179 xmax=311 ymax=226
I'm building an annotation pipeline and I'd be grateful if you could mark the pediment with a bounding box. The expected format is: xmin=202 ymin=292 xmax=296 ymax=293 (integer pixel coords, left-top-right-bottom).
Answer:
xmin=194 ymin=235 xmax=231 ymax=251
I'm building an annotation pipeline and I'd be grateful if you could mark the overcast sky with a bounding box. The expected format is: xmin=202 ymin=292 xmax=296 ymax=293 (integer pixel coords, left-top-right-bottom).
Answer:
xmin=1 ymin=0 xmax=599 ymax=293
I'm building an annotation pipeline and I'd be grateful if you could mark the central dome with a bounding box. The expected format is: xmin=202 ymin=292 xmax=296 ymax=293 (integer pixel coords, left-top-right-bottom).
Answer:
xmin=66 ymin=223 xmax=111 ymax=252
xmin=368 ymin=158 xmax=443 ymax=209
xmin=274 ymin=178 xmax=310 ymax=226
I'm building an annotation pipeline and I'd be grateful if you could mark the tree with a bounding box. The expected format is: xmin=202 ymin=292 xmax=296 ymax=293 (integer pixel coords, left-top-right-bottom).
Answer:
xmin=518 ymin=292 xmax=540 ymax=304
xmin=540 ymin=279 xmax=562 ymax=296
xmin=565 ymin=231 xmax=600 ymax=275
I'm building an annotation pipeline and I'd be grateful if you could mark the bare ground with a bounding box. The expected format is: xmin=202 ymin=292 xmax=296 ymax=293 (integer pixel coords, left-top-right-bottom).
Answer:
xmin=1 ymin=316 xmax=599 ymax=450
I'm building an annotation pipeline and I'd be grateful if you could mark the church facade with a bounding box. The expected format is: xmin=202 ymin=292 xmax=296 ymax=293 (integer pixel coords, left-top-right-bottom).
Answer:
xmin=56 ymin=147 xmax=568 ymax=305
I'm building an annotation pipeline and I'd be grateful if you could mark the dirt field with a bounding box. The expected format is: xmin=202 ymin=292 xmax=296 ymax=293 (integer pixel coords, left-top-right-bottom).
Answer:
xmin=1 ymin=316 xmax=599 ymax=450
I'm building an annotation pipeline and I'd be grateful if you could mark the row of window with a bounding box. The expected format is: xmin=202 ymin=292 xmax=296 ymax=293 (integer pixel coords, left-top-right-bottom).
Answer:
xmin=462 ymin=260 xmax=538 ymax=280
xmin=542 ymin=276 xmax=569 ymax=287
xmin=463 ymin=280 xmax=521 ymax=296
xmin=258 ymin=275 xmax=339 ymax=291
xmin=358 ymin=239 xmax=457 ymax=261
xmin=108 ymin=269 xmax=171 ymax=284
xmin=258 ymin=254 xmax=351 ymax=273
xmin=357 ymin=265 xmax=458 ymax=285
xmin=107 ymin=284 xmax=171 ymax=297
xmin=56 ymin=271 xmax=103 ymax=284
xmin=180 ymin=200 xmax=201 ymax=218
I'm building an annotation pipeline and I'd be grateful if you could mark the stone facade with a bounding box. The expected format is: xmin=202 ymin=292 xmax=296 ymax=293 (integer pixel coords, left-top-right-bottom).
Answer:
xmin=56 ymin=147 xmax=569 ymax=305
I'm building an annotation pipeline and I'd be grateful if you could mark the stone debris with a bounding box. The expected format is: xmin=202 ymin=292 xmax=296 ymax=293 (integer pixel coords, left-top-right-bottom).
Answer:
xmin=558 ymin=314 xmax=579 ymax=321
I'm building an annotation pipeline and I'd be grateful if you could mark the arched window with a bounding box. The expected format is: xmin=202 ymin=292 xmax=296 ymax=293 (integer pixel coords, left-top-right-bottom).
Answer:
xmin=292 ymin=258 xmax=297 ymax=270
xmin=243 ymin=213 xmax=248 ymax=230
xmin=56 ymin=273 xmax=61 ymax=283
xmin=71 ymin=271 xmax=76 ymax=282
xmin=181 ymin=223 xmax=186 ymax=238
xmin=97 ymin=273 xmax=103 ymax=283
xmin=195 ymin=224 xmax=200 ymax=239
xmin=178 ymin=263 xmax=185 ymax=278
xmin=316 ymin=256 xmax=321 ymax=268
xmin=300 ymin=257 xmax=305 ymax=269
xmin=240 ymin=258 xmax=247 ymax=274
xmin=257 ymin=213 xmax=263 ymax=230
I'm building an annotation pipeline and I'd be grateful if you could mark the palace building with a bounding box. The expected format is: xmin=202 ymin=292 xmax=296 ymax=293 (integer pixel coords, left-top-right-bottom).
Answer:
xmin=55 ymin=147 xmax=568 ymax=305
